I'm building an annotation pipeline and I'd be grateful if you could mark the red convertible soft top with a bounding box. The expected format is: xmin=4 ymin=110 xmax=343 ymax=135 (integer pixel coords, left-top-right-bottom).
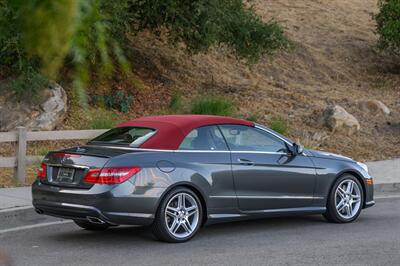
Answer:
xmin=117 ymin=115 xmax=254 ymax=150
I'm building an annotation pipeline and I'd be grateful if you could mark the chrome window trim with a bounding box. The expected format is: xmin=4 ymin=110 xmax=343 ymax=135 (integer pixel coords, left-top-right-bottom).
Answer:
xmin=230 ymin=151 xmax=289 ymax=155
xmin=87 ymin=124 xmax=294 ymax=153
xmin=85 ymin=145 xmax=290 ymax=155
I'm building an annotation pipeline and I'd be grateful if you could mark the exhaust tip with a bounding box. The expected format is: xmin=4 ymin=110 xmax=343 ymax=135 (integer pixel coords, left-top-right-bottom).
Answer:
xmin=35 ymin=209 xmax=44 ymax=215
xmin=86 ymin=216 xmax=106 ymax=224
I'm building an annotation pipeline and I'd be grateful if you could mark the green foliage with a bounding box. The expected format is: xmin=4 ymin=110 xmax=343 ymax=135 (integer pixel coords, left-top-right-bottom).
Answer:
xmin=69 ymin=0 xmax=132 ymax=105
xmin=104 ymin=91 xmax=134 ymax=113
xmin=38 ymin=147 xmax=51 ymax=156
xmin=0 ymin=0 xmax=287 ymax=105
xmin=130 ymin=0 xmax=288 ymax=61
xmin=11 ymin=67 xmax=48 ymax=101
xmin=1 ymin=0 xmax=130 ymax=104
xmin=0 ymin=0 xmax=24 ymax=71
xmin=376 ymin=0 xmax=400 ymax=54
xmin=89 ymin=108 xmax=119 ymax=129
xmin=169 ymin=92 xmax=183 ymax=113
xmin=269 ymin=116 xmax=288 ymax=135
xmin=14 ymin=0 xmax=79 ymax=79
xmin=190 ymin=96 xmax=235 ymax=116
xmin=246 ymin=112 xmax=261 ymax=122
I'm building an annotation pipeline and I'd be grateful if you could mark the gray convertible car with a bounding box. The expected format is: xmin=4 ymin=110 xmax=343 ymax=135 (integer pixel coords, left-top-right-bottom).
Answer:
xmin=32 ymin=115 xmax=374 ymax=242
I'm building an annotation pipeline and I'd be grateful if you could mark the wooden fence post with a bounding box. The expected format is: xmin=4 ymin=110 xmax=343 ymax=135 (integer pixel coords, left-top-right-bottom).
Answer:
xmin=15 ymin=126 xmax=27 ymax=184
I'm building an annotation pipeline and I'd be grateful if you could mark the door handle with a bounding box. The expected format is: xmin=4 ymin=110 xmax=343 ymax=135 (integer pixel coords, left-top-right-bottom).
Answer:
xmin=238 ymin=158 xmax=255 ymax=166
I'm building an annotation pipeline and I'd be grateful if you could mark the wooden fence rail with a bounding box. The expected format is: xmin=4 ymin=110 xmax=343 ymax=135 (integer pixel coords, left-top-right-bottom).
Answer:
xmin=0 ymin=127 xmax=107 ymax=183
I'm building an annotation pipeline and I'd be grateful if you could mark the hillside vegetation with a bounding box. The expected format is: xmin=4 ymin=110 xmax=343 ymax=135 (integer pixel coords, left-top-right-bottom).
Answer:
xmin=94 ymin=0 xmax=398 ymax=161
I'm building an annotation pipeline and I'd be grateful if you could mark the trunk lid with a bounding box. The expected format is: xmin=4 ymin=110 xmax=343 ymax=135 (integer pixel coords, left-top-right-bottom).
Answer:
xmin=41 ymin=145 xmax=133 ymax=188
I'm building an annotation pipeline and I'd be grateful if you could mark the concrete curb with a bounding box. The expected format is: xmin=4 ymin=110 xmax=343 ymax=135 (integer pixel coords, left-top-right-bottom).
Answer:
xmin=0 ymin=184 xmax=399 ymax=232
xmin=374 ymin=183 xmax=400 ymax=193
xmin=0 ymin=206 xmax=63 ymax=231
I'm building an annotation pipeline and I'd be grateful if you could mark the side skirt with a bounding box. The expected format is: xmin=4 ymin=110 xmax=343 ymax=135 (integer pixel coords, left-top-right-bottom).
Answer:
xmin=206 ymin=206 xmax=326 ymax=225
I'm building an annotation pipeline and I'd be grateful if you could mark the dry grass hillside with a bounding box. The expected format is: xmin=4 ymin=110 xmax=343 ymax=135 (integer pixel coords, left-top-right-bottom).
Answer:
xmin=113 ymin=0 xmax=399 ymax=161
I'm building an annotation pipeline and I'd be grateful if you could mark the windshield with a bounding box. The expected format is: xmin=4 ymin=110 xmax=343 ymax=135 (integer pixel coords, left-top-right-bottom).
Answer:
xmin=88 ymin=127 xmax=156 ymax=147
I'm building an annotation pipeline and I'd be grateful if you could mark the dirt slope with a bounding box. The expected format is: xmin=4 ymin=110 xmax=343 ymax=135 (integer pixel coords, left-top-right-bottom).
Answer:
xmin=119 ymin=0 xmax=399 ymax=161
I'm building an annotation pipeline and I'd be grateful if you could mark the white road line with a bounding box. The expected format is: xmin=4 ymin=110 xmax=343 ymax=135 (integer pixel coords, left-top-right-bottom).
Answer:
xmin=0 ymin=206 xmax=33 ymax=213
xmin=0 ymin=220 xmax=72 ymax=234
xmin=375 ymin=195 xmax=400 ymax=199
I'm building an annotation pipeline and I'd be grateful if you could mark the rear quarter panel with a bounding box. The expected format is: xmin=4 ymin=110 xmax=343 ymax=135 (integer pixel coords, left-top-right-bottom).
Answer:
xmin=108 ymin=151 xmax=235 ymax=212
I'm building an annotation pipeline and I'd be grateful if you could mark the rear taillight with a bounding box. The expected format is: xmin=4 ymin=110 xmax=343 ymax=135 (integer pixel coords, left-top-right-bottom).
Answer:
xmin=37 ymin=163 xmax=47 ymax=180
xmin=84 ymin=166 xmax=141 ymax=184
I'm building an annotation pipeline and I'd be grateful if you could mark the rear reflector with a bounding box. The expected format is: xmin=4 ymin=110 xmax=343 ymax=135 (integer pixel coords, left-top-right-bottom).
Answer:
xmin=37 ymin=163 xmax=47 ymax=180
xmin=84 ymin=166 xmax=141 ymax=184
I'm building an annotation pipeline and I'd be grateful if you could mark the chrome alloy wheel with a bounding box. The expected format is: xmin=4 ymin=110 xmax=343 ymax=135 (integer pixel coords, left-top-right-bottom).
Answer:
xmin=335 ymin=179 xmax=362 ymax=219
xmin=165 ymin=192 xmax=199 ymax=239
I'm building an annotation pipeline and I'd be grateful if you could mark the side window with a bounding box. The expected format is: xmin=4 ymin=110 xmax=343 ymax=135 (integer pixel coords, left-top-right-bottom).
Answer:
xmin=179 ymin=126 xmax=228 ymax=151
xmin=218 ymin=125 xmax=288 ymax=153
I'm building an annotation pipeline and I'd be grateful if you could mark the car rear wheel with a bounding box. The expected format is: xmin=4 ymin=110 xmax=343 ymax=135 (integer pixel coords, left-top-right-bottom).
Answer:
xmin=151 ymin=187 xmax=203 ymax=243
xmin=74 ymin=220 xmax=109 ymax=231
xmin=324 ymin=174 xmax=364 ymax=223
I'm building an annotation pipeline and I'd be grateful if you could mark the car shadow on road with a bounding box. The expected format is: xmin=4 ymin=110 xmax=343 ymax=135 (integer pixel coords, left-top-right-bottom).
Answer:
xmin=46 ymin=214 xmax=330 ymax=244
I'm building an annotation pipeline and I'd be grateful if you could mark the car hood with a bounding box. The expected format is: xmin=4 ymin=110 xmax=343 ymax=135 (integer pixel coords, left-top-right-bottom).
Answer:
xmin=307 ymin=149 xmax=355 ymax=163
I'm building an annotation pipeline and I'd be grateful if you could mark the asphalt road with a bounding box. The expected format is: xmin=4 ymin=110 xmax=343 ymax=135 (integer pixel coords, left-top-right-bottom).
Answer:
xmin=1 ymin=198 xmax=399 ymax=266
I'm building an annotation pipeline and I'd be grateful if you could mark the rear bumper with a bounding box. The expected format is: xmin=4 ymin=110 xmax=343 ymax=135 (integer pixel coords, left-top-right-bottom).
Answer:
xmin=32 ymin=180 xmax=166 ymax=226
xmin=34 ymin=200 xmax=154 ymax=225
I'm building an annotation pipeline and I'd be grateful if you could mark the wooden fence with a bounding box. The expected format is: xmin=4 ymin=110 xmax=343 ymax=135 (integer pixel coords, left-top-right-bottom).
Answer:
xmin=0 ymin=127 xmax=107 ymax=183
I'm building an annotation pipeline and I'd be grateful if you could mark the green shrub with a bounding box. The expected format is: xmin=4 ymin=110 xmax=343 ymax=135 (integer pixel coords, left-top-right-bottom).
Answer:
xmin=190 ymin=96 xmax=235 ymax=116
xmin=130 ymin=0 xmax=288 ymax=61
xmin=104 ymin=91 xmax=134 ymax=113
xmin=376 ymin=0 xmax=400 ymax=54
xmin=246 ymin=113 xmax=261 ymax=122
xmin=169 ymin=92 xmax=183 ymax=113
xmin=89 ymin=109 xmax=119 ymax=129
xmin=269 ymin=116 xmax=288 ymax=135
xmin=11 ymin=68 xmax=48 ymax=101
xmin=38 ymin=147 xmax=51 ymax=156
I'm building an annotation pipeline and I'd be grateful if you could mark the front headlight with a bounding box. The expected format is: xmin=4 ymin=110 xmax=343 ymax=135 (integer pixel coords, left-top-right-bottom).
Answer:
xmin=356 ymin=162 xmax=369 ymax=174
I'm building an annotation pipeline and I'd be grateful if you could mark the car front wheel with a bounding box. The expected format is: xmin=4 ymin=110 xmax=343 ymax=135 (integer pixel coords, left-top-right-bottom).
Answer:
xmin=151 ymin=187 xmax=203 ymax=243
xmin=324 ymin=174 xmax=364 ymax=223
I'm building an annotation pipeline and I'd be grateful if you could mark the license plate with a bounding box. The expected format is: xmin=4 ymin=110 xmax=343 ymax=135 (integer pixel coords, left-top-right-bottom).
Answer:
xmin=57 ymin=167 xmax=75 ymax=183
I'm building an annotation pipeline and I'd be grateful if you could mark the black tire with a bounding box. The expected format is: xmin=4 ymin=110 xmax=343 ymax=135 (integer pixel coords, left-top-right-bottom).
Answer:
xmin=324 ymin=174 xmax=364 ymax=223
xmin=151 ymin=187 xmax=203 ymax=243
xmin=74 ymin=220 xmax=109 ymax=231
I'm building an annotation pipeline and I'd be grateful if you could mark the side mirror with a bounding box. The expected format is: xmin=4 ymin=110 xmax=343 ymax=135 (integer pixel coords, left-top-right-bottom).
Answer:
xmin=293 ymin=143 xmax=304 ymax=155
